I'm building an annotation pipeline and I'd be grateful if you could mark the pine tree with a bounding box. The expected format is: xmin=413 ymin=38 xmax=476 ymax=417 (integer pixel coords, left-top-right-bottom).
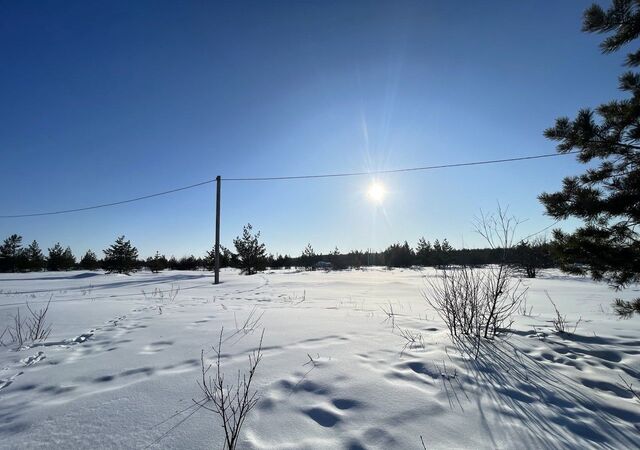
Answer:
xmin=416 ymin=237 xmax=433 ymax=266
xmin=62 ymin=246 xmax=76 ymax=269
xmin=167 ymin=256 xmax=179 ymax=270
xmin=48 ymin=243 xmax=68 ymax=271
xmin=147 ymin=251 xmax=167 ymax=273
xmin=79 ymin=250 xmax=100 ymax=270
xmin=204 ymin=247 xmax=216 ymax=270
xmin=0 ymin=234 xmax=23 ymax=272
xmin=301 ymin=243 xmax=315 ymax=269
xmin=103 ymin=236 xmax=139 ymax=274
xmin=233 ymin=224 xmax=267 ymax=275
xmin=175 ymin=255 xmax=199 ymax=270
xmin=329 ymin=246 xmax=345 ymax=270
xmin=514 ymin=238 xmax=553 ymax=279
xmin=440 ymin=238 xmax=454 ymax=268
xmin=384 ymin=241 xmax=414 ymax=268
xmin=205 ymin=245 xmax=236 ymax=270
xmin=47 ymin=244 xmax=75 ymax=271
xmin=25 ymin=240 xmax=46 ymax=271
xmin=540 ymin=0 xmax=640 ymax=316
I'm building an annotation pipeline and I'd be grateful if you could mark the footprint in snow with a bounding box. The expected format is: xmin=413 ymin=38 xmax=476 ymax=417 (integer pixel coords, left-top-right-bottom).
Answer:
xmin=0 ymin=371 xmax=24 ymax=391
xmin=21 ymin=352 xmax=46 ymax=366
xmin=332 ymin=398 xmax=360 ymax=410
xmin=140 ymin=340 xmax=174 ymax=355
xmin=66 ymin=332 xmax=94 ymax=344
xmin=303 ymin=407 xmax=341 ymax=427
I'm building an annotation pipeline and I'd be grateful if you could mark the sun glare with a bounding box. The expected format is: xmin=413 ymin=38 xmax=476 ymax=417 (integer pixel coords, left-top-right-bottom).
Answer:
xmin=367 ymin=181 xmax=386 ymax=203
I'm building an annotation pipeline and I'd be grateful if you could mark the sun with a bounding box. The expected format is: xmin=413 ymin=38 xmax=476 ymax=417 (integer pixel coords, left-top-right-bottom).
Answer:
xmin=367 ymin=181 xmax=386 ymax=203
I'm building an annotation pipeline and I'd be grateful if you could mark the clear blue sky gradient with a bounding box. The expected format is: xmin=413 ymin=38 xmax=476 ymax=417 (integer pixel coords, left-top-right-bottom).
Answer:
xmin=0 ymin=1 xmax=626 ymax=258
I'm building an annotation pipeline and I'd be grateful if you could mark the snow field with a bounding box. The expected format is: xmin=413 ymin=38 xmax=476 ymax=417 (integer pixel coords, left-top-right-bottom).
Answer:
xmin=0 ymin=268 xmax=639 ymax=449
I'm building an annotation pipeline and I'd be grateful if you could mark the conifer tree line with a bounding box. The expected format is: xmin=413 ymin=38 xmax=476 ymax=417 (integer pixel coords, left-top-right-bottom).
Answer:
xmin=0 ymin=229 xmax=556 ymax=278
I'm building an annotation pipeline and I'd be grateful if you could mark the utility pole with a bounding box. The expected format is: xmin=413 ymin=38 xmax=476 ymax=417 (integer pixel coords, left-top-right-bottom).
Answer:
xmin=214 ymin=175 xmax=221 ymax=284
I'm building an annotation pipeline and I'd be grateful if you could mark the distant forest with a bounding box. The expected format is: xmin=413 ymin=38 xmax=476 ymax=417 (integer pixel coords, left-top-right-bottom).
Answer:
xmin=0 ymin=232 xmax=555 ymax=279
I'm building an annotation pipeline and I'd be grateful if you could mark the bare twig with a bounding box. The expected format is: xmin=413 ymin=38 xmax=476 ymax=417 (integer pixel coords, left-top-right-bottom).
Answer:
xmin=380 ymin=302 xmax=397 ymax=328
xmin=619 ymin=375 xmax=640 ymax=403
xmin=196 ymin=328 xmax=264 ymax=450
xmin=397 ymin=327 xmax=424 ymax=356
xmin=3 ymin=296 xmax=53 ymax=348
xmin=547 ymin=292 xmax=581 ymax=334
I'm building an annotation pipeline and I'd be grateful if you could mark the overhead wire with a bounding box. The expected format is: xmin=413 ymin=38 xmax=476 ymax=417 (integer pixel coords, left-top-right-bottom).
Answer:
xmin=0 ymin=179 xmax=216 ymax=218
xmin=223 ymin=151 xmax=579 ymax=181
xmin=0 ymin=151 xmax=579 ymax=218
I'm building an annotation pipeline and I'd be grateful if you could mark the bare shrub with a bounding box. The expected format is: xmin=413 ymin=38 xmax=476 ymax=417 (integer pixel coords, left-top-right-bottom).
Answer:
xmin=2 ymin=297 xmax=53 ymax=347
xmin=167 ymin=284 xmax=180 ymax=302
xmin=142 ymin=284 xmax=180 ymax=303
xmin=424 ymin=206 xmax=527 ymax=341
xmin=424 ymin=266 xmax=484 ymax=338
xmin=380 ymin=302 xmax=397 ymax=328
xmin=474 ymin=206 xmax=528 ymax=338
xmin=397 ymin=327 xmax=424 ymax=355
xmin=547 ymin=292 xmax=581 ymax=334
xmin=224 ymin=307 xmax=264 ymax=346
xmin=293 ymin=353 xmax=321 ymax=390
xmin=517 ymin=297 xmax=534 ymax=316
xmin=196 ymin=328 xmax=263 ymax=450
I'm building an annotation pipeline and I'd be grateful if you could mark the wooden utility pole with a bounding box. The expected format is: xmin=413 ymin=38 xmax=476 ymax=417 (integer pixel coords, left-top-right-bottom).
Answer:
xmin=214 ymin=175 xmax=221 ymax=284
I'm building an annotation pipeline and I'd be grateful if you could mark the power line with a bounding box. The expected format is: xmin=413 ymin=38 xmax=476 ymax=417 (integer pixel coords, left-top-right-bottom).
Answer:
xmin=223 ymin=151 xmax=579 ymax=181
xmin=519 ymin=219 xmax=561 ymax=242
xmin=0 ymin=179 xmax=215 ymax=218
xmin=0 ymin=151 xmax=579 ymax=218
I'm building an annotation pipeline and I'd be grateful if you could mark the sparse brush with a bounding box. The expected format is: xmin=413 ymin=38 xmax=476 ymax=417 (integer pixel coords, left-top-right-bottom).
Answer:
xmin=433 ymin=360 xmax=467 ymax=409
xmin=294 ymin=290 xmax=306 ymax=305
xmin=424 ymin=207 xmax=527 ymax=344
xmin=3 ymin=296 xmax=53 ymax=348
xmin=196 ymin=328 xmax=264 ymax=450
xmin=547 ymin=292 xmax=581 ymax=334
xmin=517 ymin=297 xmax=534 ymax=316
xmin=397 ymin=327 xmax=424 ymax=355
xmin=168 ymin=284 xmax=180 ymax=302
xmin=25 ymin=299 xmax=53 ymax=342
xmin=0 ymin=326 xmax=8 ymax=347
xmin=380 ymin=302 xmax=397 ymax=328
xmin=226 ymin=307 xmax=264 ymax=345
xmin=424 ymin=265 xmax=525 ymax=341
xmin=303 ymin=353 xmax=320 ymax=368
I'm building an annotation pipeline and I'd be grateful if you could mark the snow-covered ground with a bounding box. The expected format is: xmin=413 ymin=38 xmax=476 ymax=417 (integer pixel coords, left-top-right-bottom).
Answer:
xmin=0 ymin=268 xmax=639 ymax=449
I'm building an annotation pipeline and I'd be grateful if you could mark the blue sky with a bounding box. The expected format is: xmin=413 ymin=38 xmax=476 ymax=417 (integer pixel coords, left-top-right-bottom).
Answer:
xmin=0 ymin=1 xmax=626 ymax=258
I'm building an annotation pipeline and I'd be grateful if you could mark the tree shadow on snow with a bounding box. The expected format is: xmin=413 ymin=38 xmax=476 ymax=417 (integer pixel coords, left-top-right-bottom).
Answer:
xmin=4 ymin=272 xmax=212 ymax=296
xmin=0 ymin=271 xmax=103 ymax=282
xmin=453 ymin=336 xmax=640 ymax=449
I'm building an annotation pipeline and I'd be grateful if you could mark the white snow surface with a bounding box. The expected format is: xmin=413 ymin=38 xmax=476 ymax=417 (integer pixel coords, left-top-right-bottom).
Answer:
xmin=0 ymin=268 xmax=639 ymax=449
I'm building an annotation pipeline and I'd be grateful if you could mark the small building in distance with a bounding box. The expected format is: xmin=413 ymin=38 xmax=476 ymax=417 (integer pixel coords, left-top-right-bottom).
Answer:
xmin=314 ymin=261 xmax=332 ymax=271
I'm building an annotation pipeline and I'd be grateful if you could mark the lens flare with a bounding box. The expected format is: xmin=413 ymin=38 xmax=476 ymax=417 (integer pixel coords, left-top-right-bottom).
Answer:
xmin=367 ymin=181 xmax=386 ymax=203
